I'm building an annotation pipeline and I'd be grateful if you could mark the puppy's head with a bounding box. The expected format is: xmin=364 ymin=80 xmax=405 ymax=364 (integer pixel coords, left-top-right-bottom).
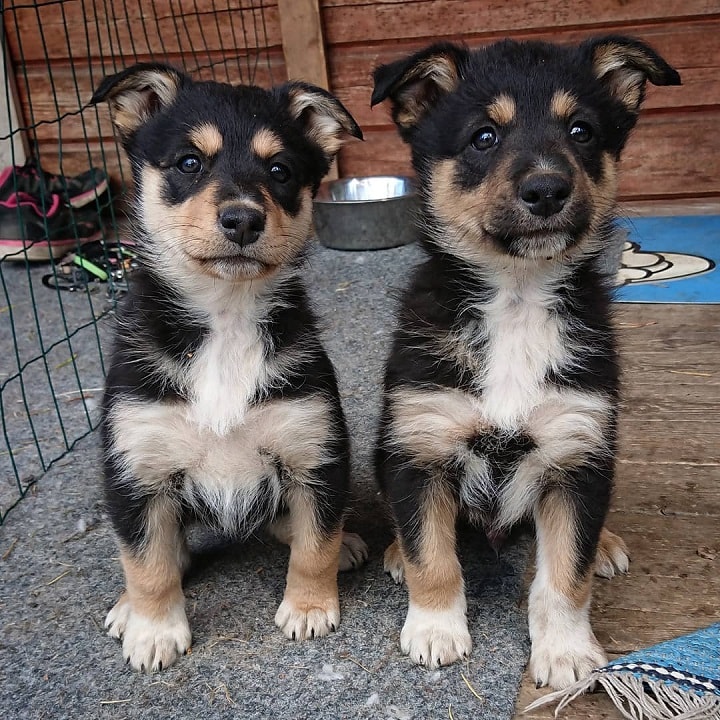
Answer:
xmin=92 ymin=64 xmax=362 ymax=282
xmin=372 ymin=37 xmax=680 ymax=264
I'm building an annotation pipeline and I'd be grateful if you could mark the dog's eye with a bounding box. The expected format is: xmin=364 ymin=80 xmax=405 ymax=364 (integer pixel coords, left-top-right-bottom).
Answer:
xmin=569 ymin=122 xmax=593 ymax=144
xmin=471 ymin=127 xmax=498 ymax=151
xmin=270 ymin=163 xmax=291 ymax=183
xmin=177 ymin=155 xmax=203 ymax=174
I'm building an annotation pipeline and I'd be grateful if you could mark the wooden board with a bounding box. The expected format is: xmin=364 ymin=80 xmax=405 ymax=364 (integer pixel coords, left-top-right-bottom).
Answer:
xmin=2 ymin=1 xmax=285 ymax=180
xmin=4 ymin=1 xmax=283 ymax=62
xmin=329 ymin=16 xmax=720 ymax=129
xmin=0 ymin=18 xmax=27 ymax=167
xmin=277 ymin=0 xmax=337 ymax=178
xmin=321 ymin=0 xmax=718 ymax=45
xmin=278 ymin=0 xmax=329 ymax=86
xmin=324 ymin=9 xmax=720 ymax=200
xmin=337 ymin=110 xmax=720 ymax=200
xmin=4 ymin=1 xmax=719 ymax=203
xmin=329 ymin=13 xmax=720 ymax=197
xmin=514 ymin=303 xmax=720 ymax=719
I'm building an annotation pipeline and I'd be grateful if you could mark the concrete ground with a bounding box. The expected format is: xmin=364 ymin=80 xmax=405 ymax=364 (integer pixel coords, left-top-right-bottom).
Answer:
xmin=0 ymin=242 xmax=532 ymax=720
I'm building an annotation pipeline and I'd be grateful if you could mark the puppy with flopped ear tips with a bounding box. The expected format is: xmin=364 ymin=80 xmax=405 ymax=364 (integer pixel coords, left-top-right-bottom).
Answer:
xmin=92 ymin=63 xmax=366 ymax=673
xmin=372 ymin=37 xmax=679 ymax=689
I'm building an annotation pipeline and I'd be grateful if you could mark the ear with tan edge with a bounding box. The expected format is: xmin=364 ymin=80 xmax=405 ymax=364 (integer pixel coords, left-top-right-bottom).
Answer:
xmin=584 ymin=35 xmax=681 ymax=113
xmin=371 ymin=43 xmax=468 ymax=140
xmin=90 ymin=63 xmax=186 ymax=141
xmin=286 ymin=82 xmax=363 ymax=160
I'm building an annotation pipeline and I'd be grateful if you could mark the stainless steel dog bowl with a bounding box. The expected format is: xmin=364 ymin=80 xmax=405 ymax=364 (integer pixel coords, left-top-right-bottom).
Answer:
xmin=313 ymin=176 xmax=417 ymax=250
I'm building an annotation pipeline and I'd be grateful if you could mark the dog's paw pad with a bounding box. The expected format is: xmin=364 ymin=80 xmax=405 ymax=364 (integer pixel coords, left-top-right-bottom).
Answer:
xmin=338 ymin=532 xmax=369 ymax=572
xmin=400 ymin=602 xmax=471 ymax=667
xmin=530 ymin=633 xmax=606 ymax=689
xmin=275 ymin=599 xmax=340 ymax=641
xmin=106 ymin=600 xmax=191 ymax=673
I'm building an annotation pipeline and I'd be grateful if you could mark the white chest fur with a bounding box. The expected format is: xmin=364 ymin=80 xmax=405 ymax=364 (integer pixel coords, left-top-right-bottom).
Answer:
xmin=185 ymin=308 xmax=268 ymax=436
xmin=107 ymin=394 xmax=333 ymax=535
xmin=476 ymin=277 xmax=570 ymax=431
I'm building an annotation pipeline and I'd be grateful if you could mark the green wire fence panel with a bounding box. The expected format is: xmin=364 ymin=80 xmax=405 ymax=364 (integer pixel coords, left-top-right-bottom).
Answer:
xmin=0 ymin=0 xmax=278 ymax=523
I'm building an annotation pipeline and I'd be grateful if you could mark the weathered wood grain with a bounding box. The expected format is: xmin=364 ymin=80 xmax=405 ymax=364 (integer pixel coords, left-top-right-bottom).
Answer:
xmin=321 ymin=0 xmax=718 ymax=45
xmin=5 ymin=1 xmax=718 ymax=202
xmin=4 ymin=1 xmax=283 ymax=62
xmin=337 ymin=111 xmax=720 ymax=200
xmin=512 ymin=303 xmax=720 ymax=720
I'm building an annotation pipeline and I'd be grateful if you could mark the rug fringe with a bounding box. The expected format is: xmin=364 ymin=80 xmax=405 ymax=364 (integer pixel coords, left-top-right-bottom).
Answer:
xmin=524 ymin=673 xmax=720 ymax=719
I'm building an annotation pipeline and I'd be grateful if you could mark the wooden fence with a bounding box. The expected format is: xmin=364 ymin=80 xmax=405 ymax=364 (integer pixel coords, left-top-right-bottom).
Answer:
xmin=4 ymin=0 xmax=719 ymax=203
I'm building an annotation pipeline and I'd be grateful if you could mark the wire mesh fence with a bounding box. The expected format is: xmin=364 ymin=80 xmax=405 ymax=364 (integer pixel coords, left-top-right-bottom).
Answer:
xmin=0 ymin=0 xmax=279 ymax=523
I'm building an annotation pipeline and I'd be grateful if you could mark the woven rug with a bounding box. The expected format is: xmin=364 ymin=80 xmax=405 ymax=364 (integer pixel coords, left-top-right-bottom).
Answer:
xmin=526 ymin=624 xmax=720 ymax=719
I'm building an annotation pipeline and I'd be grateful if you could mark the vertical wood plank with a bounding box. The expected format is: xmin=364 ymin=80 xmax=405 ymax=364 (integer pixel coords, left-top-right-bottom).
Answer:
xmin=277 ymin=0 xmax=329 ymax=87
xmin=277 ymin=0 xmax=339 ymax=179
xmin=0 ymin=20 xmax=27 ymax=168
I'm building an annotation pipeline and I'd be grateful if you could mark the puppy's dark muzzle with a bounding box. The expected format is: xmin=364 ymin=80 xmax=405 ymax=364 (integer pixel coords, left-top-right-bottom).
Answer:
xmin=219 ymin=205 xmax=266 ymax=246
xmin=518 ymin=173 xmax=571 ymax=219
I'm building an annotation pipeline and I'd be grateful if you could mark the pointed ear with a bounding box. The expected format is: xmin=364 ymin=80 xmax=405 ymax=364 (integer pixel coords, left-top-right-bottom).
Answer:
xmin=285 ymin=82 xmax=363 ymax=159
xmin=371 ymin=43 xmax=468 ymax=139
xmin=584 ymin=36 xmax=681 ymax=113
xmin=91 ymin=63 xmax=186 ymax=140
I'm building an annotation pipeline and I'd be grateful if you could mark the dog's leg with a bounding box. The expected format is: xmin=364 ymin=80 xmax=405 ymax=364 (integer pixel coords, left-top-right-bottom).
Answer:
xmin=394 ymin=480 xmax=471 ymax=667
xmin=529 ymin=476 xmax=610 ymax=689
xmin=105 ymin=496 xmax=191 ymax=673
xmin=274 ymin=486 xmax=345 ymax=640
xmin=267 ymin=514 xmax=368 ymax=572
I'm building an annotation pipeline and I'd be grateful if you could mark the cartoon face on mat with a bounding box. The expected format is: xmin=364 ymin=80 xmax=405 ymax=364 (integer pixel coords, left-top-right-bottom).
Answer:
xmin=619 ymin=241 xmax=714 ymax=285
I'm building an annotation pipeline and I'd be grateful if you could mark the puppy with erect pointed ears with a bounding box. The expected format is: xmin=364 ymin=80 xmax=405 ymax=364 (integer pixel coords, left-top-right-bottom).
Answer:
xmin=92 ymin=64 xmax=366 ymax=672
xmin=372 ymin=37 xmax=680 ymax=688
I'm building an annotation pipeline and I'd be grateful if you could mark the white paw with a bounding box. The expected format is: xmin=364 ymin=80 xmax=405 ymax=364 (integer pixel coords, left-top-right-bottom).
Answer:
xmin=530 ymin=625 xmax=606 ymax=689
xmin=400 ymin=599 xmax=471 ymax=667
xmin=338 ymin=532 xmax=368 ymax=571
xmin=105 ymin=596 xmax=191 ymax=673
xmin=383 ymin=541 xmax=405 ymax=584
xmin=595 ymin=529 xmax=630 ymax=579
xmin=274 ymin=598 xmax=340 ymax=640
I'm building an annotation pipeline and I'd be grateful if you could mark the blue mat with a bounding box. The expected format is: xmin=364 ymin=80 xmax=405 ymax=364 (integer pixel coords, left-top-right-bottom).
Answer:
xmin=615 ymin=215 xmax=720 ymax=304
xmin=527 ymin=623 xmax=720 ymax=719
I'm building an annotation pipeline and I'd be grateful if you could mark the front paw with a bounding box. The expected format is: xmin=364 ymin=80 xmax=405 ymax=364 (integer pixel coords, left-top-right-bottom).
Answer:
xmin=530 ymin=629 xmax=606 ymax=689
xmin=400 ymin=600 xmax=472 ymax=667
xmin=595 ymin=528 xmax=630 ymax=579
xmin=105 ymin=594 xmax=191 ymax=673
xmin=338 ymin=532 xmax=369 ymax=571
xmin=274 ymin=597 xmax=340 ymax=640
xmin=383 ymin=540 xmax=405 ymax=584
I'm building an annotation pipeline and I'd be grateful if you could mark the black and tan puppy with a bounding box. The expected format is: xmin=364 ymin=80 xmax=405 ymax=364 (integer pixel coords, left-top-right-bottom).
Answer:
xmin=372 ymin=37 xmax=680 ymax=688
xmin=92 ymin=64 xmax=366 ymax=672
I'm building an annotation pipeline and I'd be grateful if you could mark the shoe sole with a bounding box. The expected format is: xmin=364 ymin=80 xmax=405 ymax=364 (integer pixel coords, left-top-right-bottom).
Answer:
xmin=68 ymin=179 xmax=109 ymax=208
xmin=0 ymin=230 xmax=104 ymax=262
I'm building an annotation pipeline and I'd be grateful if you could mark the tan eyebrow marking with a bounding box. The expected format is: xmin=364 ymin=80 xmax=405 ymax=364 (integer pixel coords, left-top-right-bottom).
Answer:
xmin=251 ymin=128 xmax=285 ymax=160
xmin=188 ymin=123 xmax=223 ymax=157
xmin=486 ymin=94 xmax=516 ymax=125
xmin=550 ymin=90 xmax=579 ymax=121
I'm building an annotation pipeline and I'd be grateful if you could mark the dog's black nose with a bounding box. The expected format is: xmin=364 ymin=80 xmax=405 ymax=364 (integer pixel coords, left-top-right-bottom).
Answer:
xmin=219 ymin=206 xmax=265 ymax=246
xmin=518 ymin=174 xmax=571 ymax=218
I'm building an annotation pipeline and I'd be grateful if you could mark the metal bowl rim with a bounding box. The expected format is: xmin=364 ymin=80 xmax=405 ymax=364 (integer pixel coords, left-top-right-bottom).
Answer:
xmin=314 ymin=175 xmax=416 ymax=205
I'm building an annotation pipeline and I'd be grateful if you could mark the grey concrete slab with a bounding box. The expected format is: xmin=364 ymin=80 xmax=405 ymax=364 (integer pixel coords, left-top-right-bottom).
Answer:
xmin=0 ymin=242 xmax=531 ymax=720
